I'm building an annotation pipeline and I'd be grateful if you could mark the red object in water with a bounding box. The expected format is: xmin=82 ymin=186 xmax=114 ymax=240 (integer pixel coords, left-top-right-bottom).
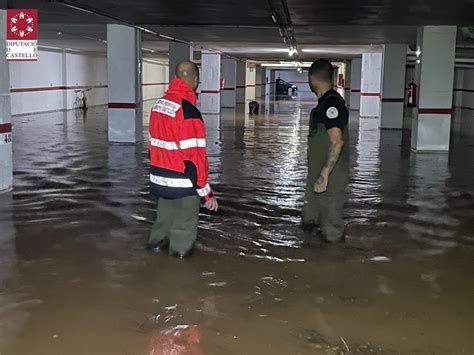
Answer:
xmin=147 ymin=325 xmax=203 ymax=355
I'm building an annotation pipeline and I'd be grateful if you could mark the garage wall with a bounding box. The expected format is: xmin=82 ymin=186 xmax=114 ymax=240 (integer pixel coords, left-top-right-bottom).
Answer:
xmin=142 ymin=59 xmax=169 ymax=102
xmin=274 ymin=69 xmax=315 ymax=100
xmin=10 ymin=48 xmax=107 ymax=115
xmin=10 ymin=49 xmax=170 ymax=116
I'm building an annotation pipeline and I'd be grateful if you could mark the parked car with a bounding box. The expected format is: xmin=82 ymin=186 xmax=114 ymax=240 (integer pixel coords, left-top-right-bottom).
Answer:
xmin=276 ymin=78 xmax=298 ymax=95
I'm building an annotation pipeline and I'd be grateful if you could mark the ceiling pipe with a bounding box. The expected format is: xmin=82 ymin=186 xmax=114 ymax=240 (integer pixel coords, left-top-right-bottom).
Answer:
xmin=50 ymin=0 xmax=243 ymax=61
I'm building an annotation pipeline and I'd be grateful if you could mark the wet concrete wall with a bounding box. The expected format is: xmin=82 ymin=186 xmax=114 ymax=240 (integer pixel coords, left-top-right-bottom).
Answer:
xmin=9 ymin=49 xmax=107 ymax=115
xmin=275 ymin=69 xmax=311 ymax=94
xmin=142 ymin=59 xmax=169 ymax=102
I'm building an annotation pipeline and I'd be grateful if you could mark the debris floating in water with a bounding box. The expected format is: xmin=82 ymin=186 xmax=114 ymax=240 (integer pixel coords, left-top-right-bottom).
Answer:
xmin=207 ymin=282 xmax=227 ymax=287
xmin=202 ymin=272 xmax=216 ymax=276
xmin=370 ymin=256 xmax=391 ymax=262
xmin=340 ymin=337 xmax=350 ymax=352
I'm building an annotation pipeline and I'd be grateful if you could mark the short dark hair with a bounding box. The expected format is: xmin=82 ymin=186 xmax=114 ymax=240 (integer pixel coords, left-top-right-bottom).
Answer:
xmin=308 ymin=59 xmax=333 ymax=82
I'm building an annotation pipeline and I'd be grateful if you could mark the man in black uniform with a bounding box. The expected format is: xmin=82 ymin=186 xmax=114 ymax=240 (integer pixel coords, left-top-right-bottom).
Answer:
xmin=302 ymin=60 xmax=349 ymax=243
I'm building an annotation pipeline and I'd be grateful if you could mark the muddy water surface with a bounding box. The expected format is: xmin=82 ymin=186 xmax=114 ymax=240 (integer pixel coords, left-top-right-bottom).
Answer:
xmin=0 ymin=101 xmax=473 ymax=354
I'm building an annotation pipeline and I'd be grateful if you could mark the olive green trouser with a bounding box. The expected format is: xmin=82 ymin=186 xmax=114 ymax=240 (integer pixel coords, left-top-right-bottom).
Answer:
xmin=302 ymin=178 xmax=345 ymax=242
xmin=148 ymin=195 xmax=200 ymax=254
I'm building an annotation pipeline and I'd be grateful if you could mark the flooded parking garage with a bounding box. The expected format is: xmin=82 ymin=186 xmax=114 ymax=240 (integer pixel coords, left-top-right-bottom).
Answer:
xmin=0 ymin=101 xmax=473 ymax=354
xmin=2 ymin=1 xmax=474 ymax=353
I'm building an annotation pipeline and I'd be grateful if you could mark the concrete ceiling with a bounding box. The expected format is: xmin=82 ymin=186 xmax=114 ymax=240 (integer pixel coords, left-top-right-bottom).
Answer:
xmin=6 ymin=0 xmax=474 ymax=60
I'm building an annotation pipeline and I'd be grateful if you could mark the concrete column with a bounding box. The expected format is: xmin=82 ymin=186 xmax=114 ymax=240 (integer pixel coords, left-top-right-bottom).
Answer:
xmin=270 ymin=70 xmax=276 ymax=95
xmin=221 ymin=57 xmax=236 ymax=108
xmin=380 ymin=44 xmax=407 ymax=129
xmin=169 ymin=42 xmax=193 ymax=81
xmin=0 ymin=10 xmax=13 ymax=192
xmin=345 ymin=61 xmax=351 ymax=107
xmin=411 ymin=26 xmax=457 ymax=152
xmin=453 ymin=68 xmax=464 ymax=109
xmin=360 ymin=53 xmax=382 ymax=117
xmin=255 ymin=66 xmax=266 ymax=99
xmin=245 ymin=63 xmax=256 ymax=103
xmin=200 ymin=51 xmax=221 ymax=114
xmin=255 ymin=66 xmax=262 ymax=99
xmin=107 ymin=25 xmax=142 ymax=143
xmin=236 ymin=61 xmax=246 ymax=104
xmin=350 ymin=57 xmax=361 ymax=111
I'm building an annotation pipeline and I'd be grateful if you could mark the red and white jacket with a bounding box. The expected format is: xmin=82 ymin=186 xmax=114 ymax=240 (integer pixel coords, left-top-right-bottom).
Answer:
xmin=148 ymin=77 xmax=213 ymax=201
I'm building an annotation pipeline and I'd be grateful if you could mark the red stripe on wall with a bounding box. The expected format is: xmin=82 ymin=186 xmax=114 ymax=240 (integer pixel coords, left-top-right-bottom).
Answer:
xmin=11 ymin=85 xmax=108 ymax=93
xmin=382 ymin=98 xmax=405 ymax=103
xmin=222 ymin=88 xmax=236 ymax=91
xmin=201 ymin=90 xmax=220 ymax=94
xmin=350 ymin=89 xmax=361 ymax=93
xmin=418 ymin=108 xmax=452 ymax=115
xmin=0 ymin=123 xmax=12 ymax=133
xmin=361 ymin=92 xmax=380 ymax=97
xmin=11 ymin=83 xmax=173 ymax=92
xmin=108 ymin=102 xmax=138 ymax=109
xmin=236 ymin=85 xmax=246 ymax=89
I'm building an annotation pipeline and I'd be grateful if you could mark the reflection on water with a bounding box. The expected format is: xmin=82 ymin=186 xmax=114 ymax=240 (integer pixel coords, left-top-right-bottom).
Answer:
xmin=0 ymin=103 xmax=472 ymax=354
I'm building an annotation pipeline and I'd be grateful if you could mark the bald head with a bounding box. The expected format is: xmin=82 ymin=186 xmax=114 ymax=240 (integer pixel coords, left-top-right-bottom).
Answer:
xmin=175 ymin=61 xmax=199 ymax=91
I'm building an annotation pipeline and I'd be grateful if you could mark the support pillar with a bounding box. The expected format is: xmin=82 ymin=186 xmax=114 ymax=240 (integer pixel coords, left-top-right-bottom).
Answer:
xmin=0 ymin=9 xmax=13 ymax=192
xmin=61 ymin=49 xmax=69 ymax=110
xmin=169 ymin=42 xmax=193 ymax=81
xmin=255 ymin=66 xmax=266 ymax=99
xmin=236 ymin=61 xmax=246 ymax=104
xmin=380 ymin=44 xmax=407 ymax=129
xmin=360 ymin=53 xmax=382 ymax=117
xmin=107 ymin=25 xmax=142 ymax=143
xmin=411 ymin=26 xmax=457 ymax=152
xmin=221 ymin=57 xmax=236 ymax=108
xmin=200 ymin=51 xmax=221 ymax=114
xmin=345 ymin=61 xmax=351 ymax=107
xmin=350 ymin=57 xmax=361 ymax=111
xmin=453 ymin=68 xmax=464 ymax=109
xmin=245 ymin=63 xmax=256 ymax=104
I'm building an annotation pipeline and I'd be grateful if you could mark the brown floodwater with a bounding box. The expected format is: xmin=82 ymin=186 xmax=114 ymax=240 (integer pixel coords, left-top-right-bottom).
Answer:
xmin=0 ymin=99 xmax=473 ymax=354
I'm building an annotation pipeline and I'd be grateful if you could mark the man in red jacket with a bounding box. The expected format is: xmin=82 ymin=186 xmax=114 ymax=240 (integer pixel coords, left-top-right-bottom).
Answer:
xmin=147 ymin=61 xmax=218 ymax=258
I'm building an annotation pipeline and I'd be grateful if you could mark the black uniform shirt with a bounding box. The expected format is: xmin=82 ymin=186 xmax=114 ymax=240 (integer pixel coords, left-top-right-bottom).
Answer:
xmin=310 ymin=90 xmax=349 ymax=132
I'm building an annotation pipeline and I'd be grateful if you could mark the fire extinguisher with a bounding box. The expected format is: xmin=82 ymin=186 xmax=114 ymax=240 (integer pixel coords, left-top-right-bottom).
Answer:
xmin=407 ymin=79 xmax=417 ymax=107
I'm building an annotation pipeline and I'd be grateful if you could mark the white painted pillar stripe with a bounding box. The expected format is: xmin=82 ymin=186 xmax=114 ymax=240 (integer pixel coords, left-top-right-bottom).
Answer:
xmin=107 ymin=24 xmax=142 ymax=143
xmin=380 ymin=44 xmax=407 ymax=129
xmin=0 ymin=9 xmax=13 ymax=192
xmin=200 ymin=51 xmax=221 ymax=114
xmin=411 ymin=26 xmax=457 ymax=152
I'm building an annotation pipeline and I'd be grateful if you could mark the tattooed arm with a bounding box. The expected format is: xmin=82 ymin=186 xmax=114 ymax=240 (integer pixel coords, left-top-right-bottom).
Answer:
xmin=314 ymin=127 xmax=345 ymax=193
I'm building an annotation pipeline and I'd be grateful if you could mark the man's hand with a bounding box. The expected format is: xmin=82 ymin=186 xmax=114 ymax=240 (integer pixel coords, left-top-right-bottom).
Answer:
xmin=205 ymin=197 xmax=219 ymax=212
xmin=314 ymin=174 xmax=328 ymax=194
